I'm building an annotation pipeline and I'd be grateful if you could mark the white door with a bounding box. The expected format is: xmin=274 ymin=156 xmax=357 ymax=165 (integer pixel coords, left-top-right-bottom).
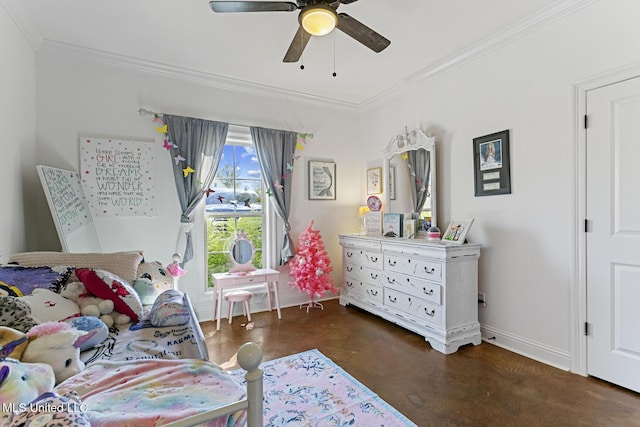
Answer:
xmin=586 ymin=76 xmax=640 ymax=393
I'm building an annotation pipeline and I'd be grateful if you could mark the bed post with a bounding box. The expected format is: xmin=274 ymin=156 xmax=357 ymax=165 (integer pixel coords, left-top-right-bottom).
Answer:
xmin=238 ymin=342 xmax=263 ymax=427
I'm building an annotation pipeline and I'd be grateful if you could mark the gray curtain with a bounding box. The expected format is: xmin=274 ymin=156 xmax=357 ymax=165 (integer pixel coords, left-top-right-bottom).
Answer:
xmin=250 ymin=126 xmax=297 ymax=265
xmin=164 ymin=114 xmax=228 ymax=265
xmin=408 ymin=148 xmax=431 ymax=213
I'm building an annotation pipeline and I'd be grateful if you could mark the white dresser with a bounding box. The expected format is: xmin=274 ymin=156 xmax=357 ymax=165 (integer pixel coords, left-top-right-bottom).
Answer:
xmin=339 ymin=233 xmax=481 ymax=354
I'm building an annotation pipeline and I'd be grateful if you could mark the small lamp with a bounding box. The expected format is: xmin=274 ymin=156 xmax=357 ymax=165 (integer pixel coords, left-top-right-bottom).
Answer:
xmin=299 ymin=5 xmax=338 ymax=36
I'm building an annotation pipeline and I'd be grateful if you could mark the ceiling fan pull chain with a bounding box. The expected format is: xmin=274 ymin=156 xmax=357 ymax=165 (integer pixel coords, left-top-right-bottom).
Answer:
xmin=300 ymin=30 xmax=305 ymax=70
xmin=332 ymin=33 xmax=337 ymax=77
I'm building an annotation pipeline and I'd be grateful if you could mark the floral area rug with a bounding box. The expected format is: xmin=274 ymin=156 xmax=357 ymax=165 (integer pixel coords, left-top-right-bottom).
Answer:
xmin=230 ymin=349 xmax=417 ymax=427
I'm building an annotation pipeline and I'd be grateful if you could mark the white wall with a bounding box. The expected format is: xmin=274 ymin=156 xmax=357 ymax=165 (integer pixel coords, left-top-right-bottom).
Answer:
xmin=358 ymin=0 xmax=640 ymax=369
xmin=34 ymin=53 xmax=362 ymax=318
xmin=0 ymin=1 xmax=37 ymax=261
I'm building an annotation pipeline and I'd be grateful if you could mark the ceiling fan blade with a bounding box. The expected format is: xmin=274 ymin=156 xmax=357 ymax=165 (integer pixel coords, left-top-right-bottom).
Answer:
xmin=338 ymin=0 xmax=360 ymax=4
xmin=336 ymin=13 xmax=390 ymax=53
xmin=283 ymin=26 xmax=312 ymax=62
xmin=209 ymin=1 xmax=298 ymax=13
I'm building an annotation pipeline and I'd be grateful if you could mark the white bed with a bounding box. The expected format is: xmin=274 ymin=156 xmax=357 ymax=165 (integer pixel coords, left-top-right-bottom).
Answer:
xmin=6 ymin=250 xmax=264 ymax=427
xmin=57 ymin=293 xmax=265 ymax=427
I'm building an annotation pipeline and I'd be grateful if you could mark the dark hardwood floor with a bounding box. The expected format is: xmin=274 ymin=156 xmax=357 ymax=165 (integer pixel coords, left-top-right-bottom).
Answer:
xmin=200 ymin=299 xmax=640 ymax=427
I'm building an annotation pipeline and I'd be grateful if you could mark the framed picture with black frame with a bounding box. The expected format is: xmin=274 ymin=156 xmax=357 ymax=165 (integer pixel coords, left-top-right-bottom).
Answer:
xmin=473 ymin=129 xmax=511 ymax=196
xmin=308 ymin=160 xmax=336 ymax=200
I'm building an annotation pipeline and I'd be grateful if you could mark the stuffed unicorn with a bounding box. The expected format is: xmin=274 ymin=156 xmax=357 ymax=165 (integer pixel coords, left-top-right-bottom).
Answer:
xmin=21 ymin=322 xmax=92 ymax=384
xmin=0 ymin=358 xmax=55 ymax=413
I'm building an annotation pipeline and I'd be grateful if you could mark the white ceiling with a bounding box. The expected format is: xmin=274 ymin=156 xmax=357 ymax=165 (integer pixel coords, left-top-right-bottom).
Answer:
xmin=16 ymin=0 xmax=588 ymax=107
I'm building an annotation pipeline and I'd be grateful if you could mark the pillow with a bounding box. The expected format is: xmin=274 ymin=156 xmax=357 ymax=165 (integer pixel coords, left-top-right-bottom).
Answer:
xmin=0 ymin=265 xmax=73 ymax=296
xmin=149 ymin=289 xmax=190 ymax=327
xmin=66 ymin=316 xmax=109 ymax=351
xmin=75 ymin=269 xmax=143 ymax=323
xmin=9 ymin=251 xmax=144 ymax=284
xmin=21 ymin=289 xmax=81 ymax=323
xmin=0 ymin=296 xmax=38 ymax=333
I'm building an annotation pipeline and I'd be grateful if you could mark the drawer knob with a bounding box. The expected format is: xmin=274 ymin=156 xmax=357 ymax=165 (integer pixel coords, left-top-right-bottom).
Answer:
xmin=424 ymin=267 xmax=435 ymax=275
xmin=424 ymin=308 xmax=436 ymax=317
xmin=370 ymin=290 xmax=379 ymax=296
xmin=370 ymin=273 xmax=378 ymax=279
xmin=346 ymin=266 xmax=353 ymax=272
xmin=388 ymin=295 xmax=397 ymax=303
xmin=387 ymin=277 xmax=395 ymax=284
xmin=423 ymin=287 xmax=434 ymax=296
xmin=370 ymin=256 xmax=379 ymax=263
xmin=388 ymin=259 xmax=397 ymax=267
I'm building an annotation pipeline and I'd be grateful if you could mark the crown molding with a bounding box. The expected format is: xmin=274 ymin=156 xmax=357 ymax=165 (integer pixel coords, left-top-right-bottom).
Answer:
xmin=0 ymin=0 xmax=42 ymax=50
xmin=38 ymin=40 xmax=360 ymax=113
xmin=359 ymin=0 xmax=600 ymax=109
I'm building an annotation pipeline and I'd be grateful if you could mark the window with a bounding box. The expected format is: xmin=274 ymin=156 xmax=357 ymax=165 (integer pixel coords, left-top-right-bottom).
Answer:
xmin=205 ymin=126 xmax=263 ymax=284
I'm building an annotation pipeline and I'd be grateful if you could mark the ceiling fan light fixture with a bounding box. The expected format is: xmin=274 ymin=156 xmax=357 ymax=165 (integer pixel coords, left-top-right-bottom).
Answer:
xmin=299 ymin=5 xmax=338 ymax=36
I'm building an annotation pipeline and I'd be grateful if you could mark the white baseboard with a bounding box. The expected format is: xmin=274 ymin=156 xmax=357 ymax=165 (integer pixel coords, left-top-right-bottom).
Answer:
xmin=481 ymin=324 xmax=571 ymax=371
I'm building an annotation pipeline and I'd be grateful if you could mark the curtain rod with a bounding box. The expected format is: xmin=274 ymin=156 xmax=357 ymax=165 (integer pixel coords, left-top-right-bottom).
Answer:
xmin=138 ymin=108 xmax=280 ymax=131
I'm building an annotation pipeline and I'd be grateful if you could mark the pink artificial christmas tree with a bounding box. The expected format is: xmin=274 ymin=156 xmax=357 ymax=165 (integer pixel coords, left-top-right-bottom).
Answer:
xmin=289 ymin=220 xmax=337 ymax=312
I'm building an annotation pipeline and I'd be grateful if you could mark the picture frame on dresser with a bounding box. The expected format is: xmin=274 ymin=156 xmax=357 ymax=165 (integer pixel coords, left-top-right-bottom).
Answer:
xmin=442 ymin=219 xmax=474 ymax=244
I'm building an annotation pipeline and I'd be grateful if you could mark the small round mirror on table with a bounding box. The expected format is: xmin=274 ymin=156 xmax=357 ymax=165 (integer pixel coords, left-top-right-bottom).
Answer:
xmin=229 ymin=231 xmax=257 ymax=273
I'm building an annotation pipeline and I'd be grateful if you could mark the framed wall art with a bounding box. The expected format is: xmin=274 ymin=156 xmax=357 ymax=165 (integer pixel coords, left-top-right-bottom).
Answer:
xmin=367 ymin=167 xmax=382 ymax=195
xmin=308 ymin=160 xmax=336 ymax=200
xmin=473 ymin=129 xmax=511 ymax=196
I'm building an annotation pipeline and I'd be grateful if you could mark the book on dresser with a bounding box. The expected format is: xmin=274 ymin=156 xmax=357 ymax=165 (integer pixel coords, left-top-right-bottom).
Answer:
xmin=338 ymin=233 xmax=481 ymax=354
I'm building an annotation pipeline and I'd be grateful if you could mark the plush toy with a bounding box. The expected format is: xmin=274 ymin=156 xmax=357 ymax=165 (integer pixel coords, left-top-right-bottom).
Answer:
xmin=133 ymin=277 xmax=157 ymax=306
xmin=135 ymin=259 xmax=180 ymax=305
xmin=66 ymin=316 xmax=109 ymax=351
xmin=0 ymin=327 xmax=29 ymax=360
xmin=0 ymin=358 xmax=55 ymax=413
xmin=0 ymin=296 xmax=38 ymax=333
xmin=22 ymin=322 xmax=91 ymax=384
xmin=21 ymin=289 xmax=81 ymax=324
xmin=60 ymin=281 xmax=131 ymax=327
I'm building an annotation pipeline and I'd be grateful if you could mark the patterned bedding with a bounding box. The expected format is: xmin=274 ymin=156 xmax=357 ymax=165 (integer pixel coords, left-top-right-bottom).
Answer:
xmin=55 ymin=358 xmax=247 ymax=427
xmin=55 ymin=299 xmax=247 ymax=426
xmin=80 ymin=320 xmax=205 ymax=365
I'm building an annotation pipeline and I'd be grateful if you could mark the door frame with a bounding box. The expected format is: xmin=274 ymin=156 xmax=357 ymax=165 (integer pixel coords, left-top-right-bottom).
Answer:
xmin=572 ymin=61 xmax=640 ymax=376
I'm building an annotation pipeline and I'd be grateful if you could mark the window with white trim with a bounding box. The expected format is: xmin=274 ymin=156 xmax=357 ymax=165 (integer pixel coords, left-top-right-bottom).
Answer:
xmin=205 ymin=126 xmax=264 ymax=285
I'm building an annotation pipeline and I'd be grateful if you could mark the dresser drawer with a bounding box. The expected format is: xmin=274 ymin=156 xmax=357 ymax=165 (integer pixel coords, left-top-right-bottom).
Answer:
xmin=344 ymin=263 xmax=382 ymax=285
xmin=343 ymin=248 xmax=382 ymax=269
xmin=343 ymin=278 xmax=383 ymax=304
xmin=384 ymin=288 xmax=443 ymax=326
xmin=384 ymin=254 xmax=442 ymax=283
xmin=383 ymin=271 xmax=441 ymax=305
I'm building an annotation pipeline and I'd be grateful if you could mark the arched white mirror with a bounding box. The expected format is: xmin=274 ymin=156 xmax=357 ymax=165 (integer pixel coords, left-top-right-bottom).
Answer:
xmin=382 ymin=129 xmax=437 ymax=231
xmin=228 ymin=231 xmax=257 ymax=273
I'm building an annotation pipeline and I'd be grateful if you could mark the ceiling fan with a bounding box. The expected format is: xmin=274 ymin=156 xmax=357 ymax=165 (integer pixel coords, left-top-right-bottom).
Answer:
xmin=208 ymin=1 xmax=391 ymax=63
